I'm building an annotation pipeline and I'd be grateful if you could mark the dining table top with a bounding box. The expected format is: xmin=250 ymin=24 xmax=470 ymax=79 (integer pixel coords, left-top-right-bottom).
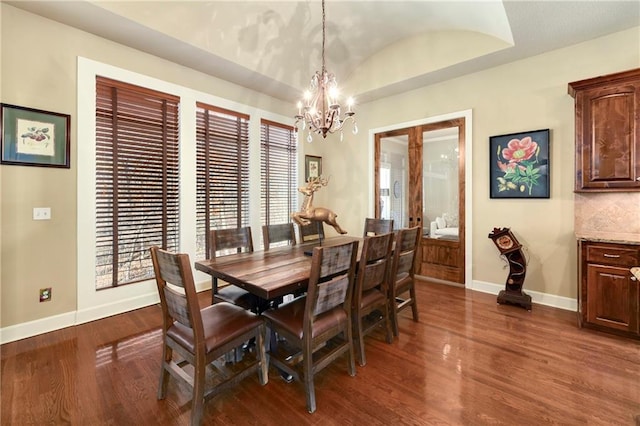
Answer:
xmin=194 ymin=235 xmax=362 ymax=301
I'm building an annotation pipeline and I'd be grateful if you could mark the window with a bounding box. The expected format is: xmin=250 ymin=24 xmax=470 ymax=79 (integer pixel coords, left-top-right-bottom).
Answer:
xmin=95 ymin=77 xmax=180 ymax=289
xmin=195 ymin=103 xmax=250 ymax=259
xmin=260 ymin=120 xmax=298 ymax=227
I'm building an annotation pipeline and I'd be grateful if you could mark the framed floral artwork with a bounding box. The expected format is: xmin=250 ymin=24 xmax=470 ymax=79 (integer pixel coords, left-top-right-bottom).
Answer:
xmin=1 ymin=103 xmax=71 ymax=168
xmin=489 ymin=129 xmax=550 ymax=199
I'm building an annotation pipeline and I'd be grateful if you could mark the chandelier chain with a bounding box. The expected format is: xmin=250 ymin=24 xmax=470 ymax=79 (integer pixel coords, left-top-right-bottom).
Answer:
xmin=321 ymin=0 xmax=326 ymax=74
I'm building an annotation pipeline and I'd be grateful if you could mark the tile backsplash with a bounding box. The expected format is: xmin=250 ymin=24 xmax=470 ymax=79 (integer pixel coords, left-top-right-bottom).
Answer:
xmin=575 ymin=192 xmax=640 ymax=243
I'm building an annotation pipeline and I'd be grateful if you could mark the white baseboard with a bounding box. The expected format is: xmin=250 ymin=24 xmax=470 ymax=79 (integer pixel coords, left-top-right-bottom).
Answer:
xmin=469 ymin=280 xmax=577 ymax=312
xmin=0 ymin=311 xmax=77 ymax=345
xmin=0 ymin=280 xmax=212 ymax=345
xmin=75 ymin=292 xmax=160 ymax=325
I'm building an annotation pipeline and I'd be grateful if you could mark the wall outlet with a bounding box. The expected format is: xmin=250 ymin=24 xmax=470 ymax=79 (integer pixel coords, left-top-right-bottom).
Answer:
xmin=39 ymin=287 xmax=52 ymax=302
xmin=33 ymin=207 xmax=51 ymax=220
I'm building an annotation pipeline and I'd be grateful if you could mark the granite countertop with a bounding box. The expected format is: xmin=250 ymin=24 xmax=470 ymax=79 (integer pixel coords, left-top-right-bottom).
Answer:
xmin=575 ymin=234 xmax=640 ymax=245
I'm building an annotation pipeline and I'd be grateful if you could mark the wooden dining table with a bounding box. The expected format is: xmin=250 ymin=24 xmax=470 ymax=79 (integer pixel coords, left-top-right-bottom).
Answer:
xmin=194 ymin=235 xmax=362 ymax=302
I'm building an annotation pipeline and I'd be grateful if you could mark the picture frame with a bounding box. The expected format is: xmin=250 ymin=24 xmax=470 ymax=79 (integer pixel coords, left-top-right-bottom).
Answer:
xmin=305 ymin=155 xmax=322 ymax=181
xmin=489 ymin=128 xmax=550 ymax=199
xmin=1 ymin=103 xmax=71 ymax=168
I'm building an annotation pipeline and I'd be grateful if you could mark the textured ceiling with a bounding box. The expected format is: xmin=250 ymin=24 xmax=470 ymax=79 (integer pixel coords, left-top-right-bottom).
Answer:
xmin=6 ymin=1 xmax=640 ymax=103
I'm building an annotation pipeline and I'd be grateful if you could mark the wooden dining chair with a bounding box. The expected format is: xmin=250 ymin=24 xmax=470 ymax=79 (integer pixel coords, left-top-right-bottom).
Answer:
xmin=262 ymin=240 xmax=359 ymax=413
xmin=388 ymin=226 xmax=421 ymax=337
xmin=363 ymin=218 xmax=394 ymax=236
xmin=150 ymin=246 xmax=268 ymax=426
xmin=262 ymin=222 xmax=297 ymax=250
xmin=209 ymin=227 xmax=255 ymax=309
xmin=296 ymin=220 xmax=325 ymax=243
xmin=351 ymin=232 xmax=394 ymax=366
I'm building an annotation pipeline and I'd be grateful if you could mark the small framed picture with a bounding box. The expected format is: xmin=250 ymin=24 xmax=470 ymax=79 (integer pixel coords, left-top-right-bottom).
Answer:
xmin=1 ymin=103 xmax=71 ymax=168
xmin=305 ymin=155 xmax=322 ymax=181
xmin=489 ymin=128 xmax=550 ymax=199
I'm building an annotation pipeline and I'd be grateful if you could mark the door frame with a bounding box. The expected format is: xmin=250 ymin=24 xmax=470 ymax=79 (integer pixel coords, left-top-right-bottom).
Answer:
xmin=368 ymin=109 xmax=473 ymax=286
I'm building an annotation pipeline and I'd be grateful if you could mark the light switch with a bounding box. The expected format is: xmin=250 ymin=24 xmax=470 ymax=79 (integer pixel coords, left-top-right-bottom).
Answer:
xmin=33 ymin=207 xmax=51 ymax=220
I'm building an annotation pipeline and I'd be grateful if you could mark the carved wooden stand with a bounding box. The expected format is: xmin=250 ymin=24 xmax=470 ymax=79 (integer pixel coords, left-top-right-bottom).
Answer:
xmin=488 ymin=228 xmax=532 ymax=311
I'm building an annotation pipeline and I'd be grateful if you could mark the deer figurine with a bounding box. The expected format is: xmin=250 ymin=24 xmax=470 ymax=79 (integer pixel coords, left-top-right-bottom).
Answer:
xmin=291 ymin=176 xmax=347 ymax=235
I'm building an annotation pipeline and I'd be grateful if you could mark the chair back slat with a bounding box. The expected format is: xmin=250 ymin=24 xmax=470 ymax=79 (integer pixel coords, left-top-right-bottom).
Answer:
xmin=319 ymin=242 xmax=355 ymax=277
xmin=390 ymin=226 xmax=420 ymax=280
xmin=395 ymin=251 xmax=416 ymax=276
xmin=306 ymin=241 xmax=359 ymax=323
xmin=314 ymin=274 xmax=350 ymax=316
xmin=164 ymin=286 xmax=192 ymax=328
xmin=262 ymin=223 xmax=296 ymax=250
xmin=297 ymin=221 xmax=325 ymax=243
xmin=155 ymin=248 xmax=185 ymax=287
xmin=398 ymin=226 xmax=420 ymax=253
xmin=361 ymin=260 xmax=388 ymax=292
xmin=209 ymin=227 xmax=253 ymax=259
xmin=355 ymin=233 xmax=394 ymax=297
xmin=393 ymin=226 xmax=420 ymax=276
xmin=363 ymin=218 xmax=394 ymax=236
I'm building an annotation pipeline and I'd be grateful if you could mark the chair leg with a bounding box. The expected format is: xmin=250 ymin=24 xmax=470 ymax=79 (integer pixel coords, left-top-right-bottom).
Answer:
xmin=345 ymin=324 xmax=356 ymax=377
xmin=391 ymin=303 xmax=400 ymax=337
xmin=383 ymin=304 xmax=393 ymax=344
xmin=257 ymin=324 xmax=269 ymax=386
xmin=158 ymin=344 xmax=172 ymax=399
xmin=211 ymin=277 xmax=218 ymax=305
xmin=354 ymin=313 xmax=366 ymax=367
xmin=191 ymin=356 xmax=206 ymax=426
xmin=409 ymin=285 xmax=419 ymax=322
xmin=303 ymin=345 xmax=316 ymax=413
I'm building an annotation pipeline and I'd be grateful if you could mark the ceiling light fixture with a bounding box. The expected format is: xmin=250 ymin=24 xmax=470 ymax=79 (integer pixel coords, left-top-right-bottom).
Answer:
xmin=294 ymin=0 xmax=357 ymax=142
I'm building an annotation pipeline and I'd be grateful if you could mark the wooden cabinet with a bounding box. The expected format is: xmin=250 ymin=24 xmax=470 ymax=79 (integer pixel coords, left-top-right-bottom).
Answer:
xmin=578 ymin=240 xmax=640 ymax=338
xmin=569 ymin=68 xmax=640 ymax=192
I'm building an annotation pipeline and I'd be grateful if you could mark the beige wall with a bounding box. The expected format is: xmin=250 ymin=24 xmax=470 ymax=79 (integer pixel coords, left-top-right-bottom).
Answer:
xmin=2 ymin=2 xmax=639 ymax=334
xmin=0 ymin=5 xmax=291 ymax=329
xmin=321 ymin=26 xmax=640 ymax=300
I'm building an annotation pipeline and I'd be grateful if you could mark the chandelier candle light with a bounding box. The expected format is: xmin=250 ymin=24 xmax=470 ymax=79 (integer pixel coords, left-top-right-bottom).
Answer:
xmin=295 ymin=0 xmax=357 ymax=142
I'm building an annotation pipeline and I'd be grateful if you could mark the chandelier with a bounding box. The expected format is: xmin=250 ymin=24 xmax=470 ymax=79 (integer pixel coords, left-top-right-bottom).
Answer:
xmin=295 ymin=0 xmax=357 ymax=142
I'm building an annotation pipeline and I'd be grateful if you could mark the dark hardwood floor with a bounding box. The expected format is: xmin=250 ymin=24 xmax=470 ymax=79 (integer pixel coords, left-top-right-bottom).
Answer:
xmin=2 ymin=281 xmax=639 ymax=425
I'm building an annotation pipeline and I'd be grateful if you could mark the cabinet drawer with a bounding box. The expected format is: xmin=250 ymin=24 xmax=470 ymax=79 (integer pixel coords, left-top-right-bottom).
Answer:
xmin=586 ymin=245 xmax=640 ymax=266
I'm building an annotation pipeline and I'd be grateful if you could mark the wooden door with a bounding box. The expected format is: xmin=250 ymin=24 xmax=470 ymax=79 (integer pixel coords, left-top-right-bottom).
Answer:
xmin=419 ymin=119 xmax=465 ymax=283
xmin=374 ymin=128 xmax=416 ymax=229
xmin=375 ymin=118 xmax=466 ymax=284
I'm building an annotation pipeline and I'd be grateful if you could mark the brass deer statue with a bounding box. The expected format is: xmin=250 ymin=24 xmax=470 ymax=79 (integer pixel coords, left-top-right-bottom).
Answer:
xmin=291 ymin=176 xmax=347 ymax=234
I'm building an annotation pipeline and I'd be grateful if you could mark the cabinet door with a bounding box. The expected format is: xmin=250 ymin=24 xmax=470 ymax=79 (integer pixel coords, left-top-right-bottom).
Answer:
xmin=574 ymin=81 xmax=640 ymax=191
xmin=586 ymin=264 xmax=639 ymax=333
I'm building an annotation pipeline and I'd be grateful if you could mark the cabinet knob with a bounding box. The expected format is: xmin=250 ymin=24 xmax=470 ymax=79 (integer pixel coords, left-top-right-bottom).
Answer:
xmin=631 ymin=276 xmax=638 ymax=281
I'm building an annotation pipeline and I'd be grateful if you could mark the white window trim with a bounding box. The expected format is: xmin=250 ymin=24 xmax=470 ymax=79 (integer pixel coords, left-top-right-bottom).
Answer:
xmin=77 ymin=56 xmax=296 ymax=325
